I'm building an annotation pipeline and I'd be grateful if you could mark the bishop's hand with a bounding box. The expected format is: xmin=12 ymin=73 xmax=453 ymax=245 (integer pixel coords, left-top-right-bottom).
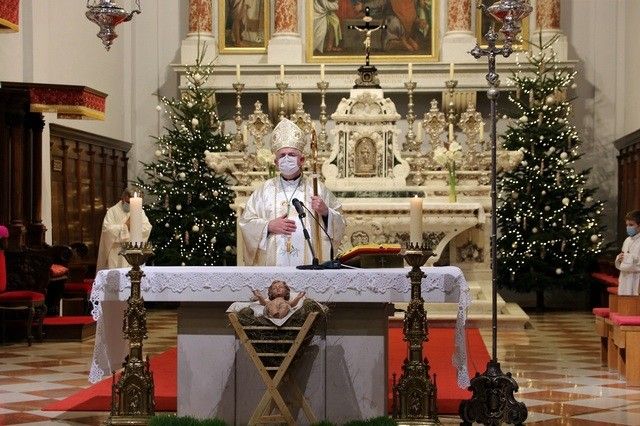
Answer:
xmin=311 ymin=196 xmax=329 ymax=217
xmin=268 ymin=213 xmax=297 ymax=235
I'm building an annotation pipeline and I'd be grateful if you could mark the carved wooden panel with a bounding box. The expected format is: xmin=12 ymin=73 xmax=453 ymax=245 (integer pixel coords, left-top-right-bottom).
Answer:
xmin=616 ymin=129 xmax=640 ymax=247
xmin=49 ymin=124 xmax=131 ymax=264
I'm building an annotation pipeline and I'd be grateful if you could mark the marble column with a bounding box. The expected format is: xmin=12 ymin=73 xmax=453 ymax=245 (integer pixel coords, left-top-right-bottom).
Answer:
xmin=442 ymin=0 xmax=475 ymax=62
xmin=268 ymin=0 xmax=303 ymax=64
xmin=534 ymin=0 xmax=567 ymax=60
xmin=181 ymin=0 xmax=216 ymax=64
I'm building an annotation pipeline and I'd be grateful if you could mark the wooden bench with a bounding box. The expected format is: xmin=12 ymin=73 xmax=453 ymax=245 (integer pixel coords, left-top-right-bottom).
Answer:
xmin=611 ymin=313 xmax=640 ymax=386
xmin=593 ymin=307 xmax=610 ymax=366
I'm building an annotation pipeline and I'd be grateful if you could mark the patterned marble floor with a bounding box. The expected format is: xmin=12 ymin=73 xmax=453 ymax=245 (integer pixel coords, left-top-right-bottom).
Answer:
xmin=1 ymin=310 xmax=639 ymax=425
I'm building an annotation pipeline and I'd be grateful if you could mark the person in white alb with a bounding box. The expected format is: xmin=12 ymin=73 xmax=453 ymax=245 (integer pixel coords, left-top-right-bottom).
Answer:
xmin=615 ymin=210 xmax=640 ymax=295
xmin=96 ymin=189 xmax=152 ymax=271
xmin=238 ymin=118 xmax=346 ymax=267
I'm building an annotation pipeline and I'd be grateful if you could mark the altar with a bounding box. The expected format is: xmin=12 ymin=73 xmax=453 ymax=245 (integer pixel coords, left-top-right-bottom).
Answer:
xmin=89 ymin=266 xmax=471 ymax=423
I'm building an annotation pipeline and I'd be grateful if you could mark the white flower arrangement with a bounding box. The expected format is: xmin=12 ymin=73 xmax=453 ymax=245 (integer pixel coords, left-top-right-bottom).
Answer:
xmin=256 ymin=148 xmax=276 ymax=177
xmin=433 ymin=141 xmax=463 ymax=169
xmin=204 ymin=150 xmax=235 ymax=174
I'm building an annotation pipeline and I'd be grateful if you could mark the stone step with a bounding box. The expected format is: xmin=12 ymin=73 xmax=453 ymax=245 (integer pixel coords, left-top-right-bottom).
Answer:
xmin=392 ymin=302 xmax=530 ymax=329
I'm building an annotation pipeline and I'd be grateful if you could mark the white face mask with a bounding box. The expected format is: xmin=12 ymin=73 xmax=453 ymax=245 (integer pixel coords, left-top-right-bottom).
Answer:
xmin=278 ymin=154 xmax=300 ymax=176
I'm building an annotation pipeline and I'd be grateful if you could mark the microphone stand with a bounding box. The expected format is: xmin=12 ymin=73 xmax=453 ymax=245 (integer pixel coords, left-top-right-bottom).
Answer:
xmin=300 ymin=203 xmax=342 ymax=270
xmin=295 ymin=208 xmax=321 ymax=270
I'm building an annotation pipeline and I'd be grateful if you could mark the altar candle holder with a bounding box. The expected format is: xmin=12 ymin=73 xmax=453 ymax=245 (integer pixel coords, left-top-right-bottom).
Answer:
xmin=107 ymin=242 xmax=155 ymax=425
xmin=392 ymin=242 xmax=439 ymax=424
xmin=276 ymin=81 xmax=289 ymax=120
xmin=317 ymin=80 xmax=330 ymax=152
xmin=403 ymin=80 xmax=418 ymax=152
xmin=232 ymin=82 xmax=245 ymax=151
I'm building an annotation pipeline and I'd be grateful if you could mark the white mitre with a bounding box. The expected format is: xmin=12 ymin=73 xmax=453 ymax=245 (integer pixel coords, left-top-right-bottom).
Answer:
xmin=271 ymin=118 xmax=306 ymax=154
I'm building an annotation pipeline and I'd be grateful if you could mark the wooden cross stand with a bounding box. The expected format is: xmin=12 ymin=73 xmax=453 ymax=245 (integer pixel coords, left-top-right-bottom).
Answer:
xmin=228 ymin=311 xmax=319 ymax=425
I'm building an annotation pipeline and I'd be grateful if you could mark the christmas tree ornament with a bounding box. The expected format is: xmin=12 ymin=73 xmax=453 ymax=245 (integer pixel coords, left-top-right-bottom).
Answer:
xmin=570 ymin=228 xmax=577 ymax=234
xmin=165 ymin=223 xmax=170 ymax=228
xmin=555 ymin=268 xmax=563 ymax=275
xmin=532 ymin=227 xmax=538 ymax=233
xmin=156 ymin=105 xmax=162 ymax=111
xmin=211 ymin=236 xmax=217 ymax=244
xmin=562 ymin=198 xmax=570 ymax=206
xmin=185 ymin=231 xmax=189 ymax=245
xmin=192 ymin=225 xmax=200 ymax=233
xmin=590 ymin=234 xmax=599 ymax=242
xmin=519 ymin=115 xmax=528 ymax=123
xmin=544 ymin=205 xmax=550 ymax=211
xmin=560 ymin=152 xmax=568 ymax=160
xmin=586 ymin=196 xmax=593 ymax=202
xmin=155 ymin=150 xmax=162 ymax=157
xmin=191 ymin=118 xmax=199 ymax=127
xmin=213 ymin=190 xmax=219 ymax=197
xmin=545 ymin=95 xmax=555 ymax=105
xmin=541 ymin=190 xmax=546 ymax=195
xmin=178 ymin=172 xmax=186 ymax=180
xmin=225 ymin=246 xmax=232 ymax=252
xmin=176 ymin=204 xmax=182 ymax=211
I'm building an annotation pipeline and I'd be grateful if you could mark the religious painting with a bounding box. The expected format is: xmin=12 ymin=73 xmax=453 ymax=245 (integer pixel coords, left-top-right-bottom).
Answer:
xmin=219 ymin=0 xmax=270 ymax=53
xmin=306 ymin=0 xmax=439 ymax=63
xmin=475 ymin=0 xmax=529 ymax=50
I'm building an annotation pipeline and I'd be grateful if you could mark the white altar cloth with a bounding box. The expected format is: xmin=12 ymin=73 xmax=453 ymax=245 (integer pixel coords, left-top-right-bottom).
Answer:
xmin=89 ymin=265 xmax=472 ymax=388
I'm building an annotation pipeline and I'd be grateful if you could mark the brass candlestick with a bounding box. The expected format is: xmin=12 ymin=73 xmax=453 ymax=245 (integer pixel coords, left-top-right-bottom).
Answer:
xmin=393 ymin=242 xmax=439 ymax=425
xmin=232 ymin=82 xmax=245 ymax=151
xmin=403 ymin=80 xmax=418 ymax=151
xmin=317 ymin=80 xmax=330 ymax=152
xmin=107 ymin=242 xmax=155 ymax=426
xmin=275 ymin=81 xmax=289 ymax=120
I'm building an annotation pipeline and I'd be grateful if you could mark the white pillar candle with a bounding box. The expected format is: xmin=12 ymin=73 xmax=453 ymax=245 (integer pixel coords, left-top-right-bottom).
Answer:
xmin=479 ymin=122 xmax=484 ymax=141
xmin=280 ymin=64 xmax=285 ymax=82
xmin=449 ymin=123 xmax=454 ymax=143
xmin=320 ymin=63 xmax=325 ymax=81
xmin=130 ymin=192 xmax=143 ymax=245
xmin=416 ymin=121 xmax=423 ymax=142
xmin=236 ymin=64 xmax=241 ymax=82
xmin=408 ymin=63 xmax=413 ymax=81
xmin=409 ymin=195 xmax=423 ymax=245
xmin=449 ymin=62 xmax=455 ymax=80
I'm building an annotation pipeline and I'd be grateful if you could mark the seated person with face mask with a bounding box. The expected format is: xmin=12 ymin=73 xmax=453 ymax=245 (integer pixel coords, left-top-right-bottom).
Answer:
xmin=96 ymin=188 xmax=153 ymax=271
xmin=615 ymin=209 xmax=640 ymax=296
xmin=239 ymin=118 xmax=346 ymax=267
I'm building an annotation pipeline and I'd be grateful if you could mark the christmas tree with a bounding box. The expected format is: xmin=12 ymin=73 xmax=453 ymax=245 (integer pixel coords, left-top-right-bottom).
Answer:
xmin=136 ymin=50 xmax=236 ymax=266
xmin=497 ymin=36 xmax=605 ymax=305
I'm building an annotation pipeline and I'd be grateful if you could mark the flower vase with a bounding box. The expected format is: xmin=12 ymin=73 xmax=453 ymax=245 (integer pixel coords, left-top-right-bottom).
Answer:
xmin=448 ymin=167 xmax=457 ymax=203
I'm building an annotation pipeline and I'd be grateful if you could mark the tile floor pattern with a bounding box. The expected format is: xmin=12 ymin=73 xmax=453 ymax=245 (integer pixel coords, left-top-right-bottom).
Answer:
xmin=1 ymin=310 xmax=640 ymax=424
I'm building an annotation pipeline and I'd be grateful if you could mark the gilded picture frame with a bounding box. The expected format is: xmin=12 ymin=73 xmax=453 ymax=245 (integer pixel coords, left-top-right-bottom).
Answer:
xmin=475 ymin=0 xmax=530 ymax=50
xmin=218 ymin=0 xmax=270 ymax=53
xmin=306 ymin=0 xmax=439 ymax=63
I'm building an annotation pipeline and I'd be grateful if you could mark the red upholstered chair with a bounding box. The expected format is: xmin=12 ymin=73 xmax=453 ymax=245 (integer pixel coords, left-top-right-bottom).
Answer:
xmin=0 ymin=250 xmax=49 ymax=345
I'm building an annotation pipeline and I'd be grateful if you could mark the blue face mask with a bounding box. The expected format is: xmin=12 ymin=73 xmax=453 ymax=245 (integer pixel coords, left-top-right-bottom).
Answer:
xmin=122 ymin=202 xmax=130 ymax=213
xmin=627 ymin=226 xmax=638 ymax=237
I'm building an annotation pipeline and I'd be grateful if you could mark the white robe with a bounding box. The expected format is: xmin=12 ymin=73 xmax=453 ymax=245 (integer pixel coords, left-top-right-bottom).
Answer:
xmin=96 ymin=201 xmax=152 ymax=271
xmin=313 ymin=0 xmax=341 ymax=53
xmin=615 ymin=233 xmax=640 ymax=295
xmin=239 ymin=175 xmax=346 ymax=266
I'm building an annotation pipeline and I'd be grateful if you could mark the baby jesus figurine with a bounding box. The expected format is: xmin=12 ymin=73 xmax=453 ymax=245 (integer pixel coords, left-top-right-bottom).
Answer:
xmin=253 ymin=280 xmax=306 ymax=319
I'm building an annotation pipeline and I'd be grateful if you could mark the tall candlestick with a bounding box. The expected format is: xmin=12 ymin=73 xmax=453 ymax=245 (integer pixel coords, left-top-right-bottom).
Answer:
xmin=280 ymin=64 xmax=285 ymax=82
xmin=236 ymin=64 xmax=241 ymax=82
xmin=130 ymin=192 xmax=143 ymax=245
xmin=449 ymin=62 xmax=455 ymax=80
xmin=408 ymin=63 xmax=413 ymax=81
xmin=409 ymin=195 xmax=423 ymax=244
xmin=320 ymin=63 xmax=325 ymax=81
xmin=449 ymin=123 xmax=454 ymax=143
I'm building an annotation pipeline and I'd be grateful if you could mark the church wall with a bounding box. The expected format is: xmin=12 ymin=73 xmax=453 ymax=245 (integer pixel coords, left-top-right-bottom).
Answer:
xmin=623 ymin=1 xmax=640 ymax=136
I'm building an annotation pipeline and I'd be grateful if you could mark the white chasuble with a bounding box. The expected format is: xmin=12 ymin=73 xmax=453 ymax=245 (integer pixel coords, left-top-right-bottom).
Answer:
xmin=239 ymin=175 xmax=346 ymax=266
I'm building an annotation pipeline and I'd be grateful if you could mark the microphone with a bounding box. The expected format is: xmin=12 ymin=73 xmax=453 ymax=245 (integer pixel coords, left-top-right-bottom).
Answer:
xmin=292 ymin=198 xmax=306 ymax=218
xmin=292 ymin=198 xmax=319 ymax=269
xmin=296 ymin=199 xmax=342 ymax=270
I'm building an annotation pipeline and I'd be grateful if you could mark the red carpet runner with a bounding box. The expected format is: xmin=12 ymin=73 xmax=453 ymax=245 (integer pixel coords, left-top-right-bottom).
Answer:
xmin=44 ymin=327 xmax=489 ymax=414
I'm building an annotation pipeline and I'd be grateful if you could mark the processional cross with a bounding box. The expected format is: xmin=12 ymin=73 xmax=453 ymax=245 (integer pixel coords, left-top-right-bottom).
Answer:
xmin=347 ymin=7 xmax=386 ymax=66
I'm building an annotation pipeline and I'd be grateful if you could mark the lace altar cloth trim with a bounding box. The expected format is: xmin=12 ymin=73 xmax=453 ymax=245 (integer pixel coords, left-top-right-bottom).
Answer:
xmin=89 ymin=266 xmax=471 ymax=388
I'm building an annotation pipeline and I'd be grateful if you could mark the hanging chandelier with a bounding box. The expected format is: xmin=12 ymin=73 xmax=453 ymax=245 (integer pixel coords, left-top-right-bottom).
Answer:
xmin=85 ymin=0 xmax=141 ymax=50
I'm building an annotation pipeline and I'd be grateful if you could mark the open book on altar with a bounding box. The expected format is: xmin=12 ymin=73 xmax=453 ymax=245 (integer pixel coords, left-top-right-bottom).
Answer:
xmin=338 ymin=243 xmax=404 ymax=268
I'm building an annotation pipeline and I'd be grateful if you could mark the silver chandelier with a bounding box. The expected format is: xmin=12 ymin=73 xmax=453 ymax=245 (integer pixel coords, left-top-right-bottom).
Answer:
xmin=86 ymin=0 xmax=141 ymax=50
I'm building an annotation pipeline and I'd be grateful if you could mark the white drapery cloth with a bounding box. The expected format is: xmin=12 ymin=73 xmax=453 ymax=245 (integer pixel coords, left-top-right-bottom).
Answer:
xmin=89 ymin=266 xmax=472 ymax=388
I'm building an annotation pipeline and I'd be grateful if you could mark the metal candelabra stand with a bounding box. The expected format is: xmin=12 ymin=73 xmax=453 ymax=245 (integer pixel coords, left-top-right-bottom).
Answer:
xmin=107 ymin=242 xmax=155 ymax=426
xmin=459 ymin=1 xmax=532 ymax=425
xmin=393 ymin=242 xmax=439 ymax=425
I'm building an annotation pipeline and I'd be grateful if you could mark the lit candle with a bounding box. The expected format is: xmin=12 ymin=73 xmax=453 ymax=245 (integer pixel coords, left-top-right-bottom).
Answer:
xmin=449 ymin=62 xmax=455 ymax=80
xmin=129 ymin=192 xmax=143 ymax=245
xmin=280 ymin=64 xmax=285 ymax=82
xmin=408 ymin=63 xmax=413 ymax=81
xmin=243 ymin=123 xmax=249 ymax=142
xmin=320 ymin=63 xmax=325 ymax=81
xmin=448 ymin=123 xmax=454 ymax=143
xmin=416 ymin=122 xmax=423 ymax=142
xmin=236 ymin=64 xmax=241 ymax=82
xmin=479 ymin=122 xmax=484 ymax=141
xmin=409 ymin=195 xmax=423 ymax=245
